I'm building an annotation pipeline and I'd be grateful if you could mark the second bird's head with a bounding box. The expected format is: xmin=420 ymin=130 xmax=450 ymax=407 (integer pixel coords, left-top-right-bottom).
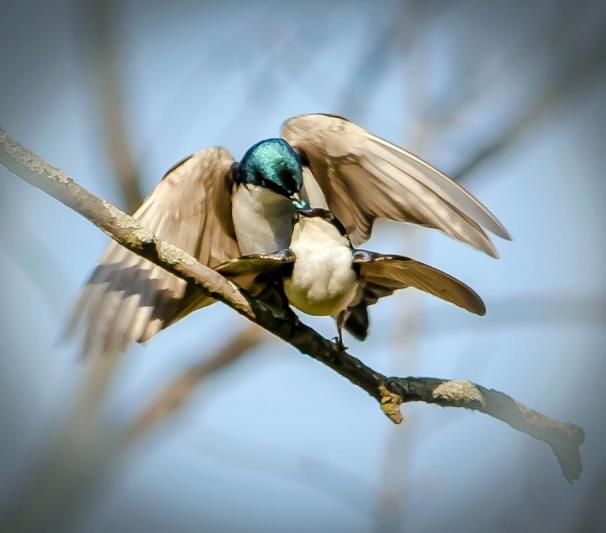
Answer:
xmin=237 ymin=138 xmax=308 ymax=209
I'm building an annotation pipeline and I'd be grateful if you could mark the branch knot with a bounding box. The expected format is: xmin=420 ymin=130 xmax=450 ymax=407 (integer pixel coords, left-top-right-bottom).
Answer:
xmin=379 ymin=384 xmax=403 ymax=424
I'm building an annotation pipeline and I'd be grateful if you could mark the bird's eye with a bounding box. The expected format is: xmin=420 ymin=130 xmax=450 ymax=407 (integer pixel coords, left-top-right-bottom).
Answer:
xmin=278 ymin=169 xmax=295 ymax=193
xmin=254 ymin=170 xmax=271 ymax=189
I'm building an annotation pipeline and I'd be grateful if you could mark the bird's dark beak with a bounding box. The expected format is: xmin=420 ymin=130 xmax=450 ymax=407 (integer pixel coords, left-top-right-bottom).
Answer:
xmin=297 ymin=207 xmax=331 ymax=218
xmin=289 ymin=192 xmax=308 ymax=210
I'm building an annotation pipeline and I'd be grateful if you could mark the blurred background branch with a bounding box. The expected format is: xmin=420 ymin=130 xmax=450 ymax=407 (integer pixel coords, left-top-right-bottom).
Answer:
xmin=85 ymin=0 xmax=143 ymax=212
xmin=452 ymin=21 xmax=606 ymax=182
xmin=125 ymin=325 xmax=264 ymax=441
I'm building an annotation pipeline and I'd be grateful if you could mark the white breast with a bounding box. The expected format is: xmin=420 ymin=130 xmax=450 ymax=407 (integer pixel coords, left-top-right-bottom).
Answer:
xmin=232 ymin=185 xmax=296 ymax=255
xmin=283 ymin=218 xmax=358 ymax=317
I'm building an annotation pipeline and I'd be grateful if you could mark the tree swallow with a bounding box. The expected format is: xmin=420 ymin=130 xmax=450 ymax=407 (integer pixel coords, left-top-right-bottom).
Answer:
xmin=216 ymin=208 xmax=485 ymax=349
xmin=70 ymin=114 xmax=507 ymax=355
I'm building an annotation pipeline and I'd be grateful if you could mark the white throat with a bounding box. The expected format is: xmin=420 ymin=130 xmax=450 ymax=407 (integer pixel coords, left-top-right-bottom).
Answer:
xmin=232 ymin=185 xmax=296 ymax=255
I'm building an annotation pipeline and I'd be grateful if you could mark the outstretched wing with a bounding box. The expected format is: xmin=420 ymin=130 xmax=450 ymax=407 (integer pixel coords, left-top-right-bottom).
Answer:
xmin=215 ymin=250 xmax=295 ymax=277
xmin=282 ymin=113 xmax=510 ymax=257
xmin=346 ymin=250 xmax=485 ymax=340
xmin=353 ymin=250 xmax=485 ymax=315
xmin=68 ymin=147 xmax=239 ymax=355
xmin=215 ymin=250 xmax=296 ymax=312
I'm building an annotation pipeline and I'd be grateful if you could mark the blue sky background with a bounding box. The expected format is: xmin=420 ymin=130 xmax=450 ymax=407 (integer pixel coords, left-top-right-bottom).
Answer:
xmin=1 ymin=1 xmax=605 ymax=531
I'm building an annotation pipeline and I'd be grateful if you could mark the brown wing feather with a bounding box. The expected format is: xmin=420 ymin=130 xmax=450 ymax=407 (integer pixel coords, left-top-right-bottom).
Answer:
xmin=282 ymin=113 xmax=510 ymax=257
xmin=353 ymin=251 xmax=486 ymax=316
xmin=213 ymin=250 xmax=295 ymax=294
xmin=68 ymin=147 xmax=239 ymax=355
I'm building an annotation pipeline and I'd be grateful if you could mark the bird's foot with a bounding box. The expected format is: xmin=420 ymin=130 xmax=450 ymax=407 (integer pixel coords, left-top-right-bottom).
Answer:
xmin=332 ymin=336 xmax=348 ymax=351
xmin=287 ymin=310 xmax=300 ymax=334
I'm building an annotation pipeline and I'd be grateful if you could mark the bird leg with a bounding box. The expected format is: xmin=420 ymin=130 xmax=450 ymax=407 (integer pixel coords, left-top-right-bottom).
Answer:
xmin=333 ymin=311 xmax=349 ymax=351
xmin=334 ymin=327 xmax=347 ymax=351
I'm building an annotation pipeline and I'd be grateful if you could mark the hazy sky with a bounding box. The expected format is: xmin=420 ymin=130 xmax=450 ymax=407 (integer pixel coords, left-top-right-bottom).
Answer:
xmin=1 ymin=1 xmax=605 ymax=532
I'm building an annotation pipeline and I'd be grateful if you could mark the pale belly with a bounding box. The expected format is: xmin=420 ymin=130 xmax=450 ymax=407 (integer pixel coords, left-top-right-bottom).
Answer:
xmin=232 ymin=185 xmax=296 ymax=255
xmin=284 ymin=248 xmax=358 ymax=317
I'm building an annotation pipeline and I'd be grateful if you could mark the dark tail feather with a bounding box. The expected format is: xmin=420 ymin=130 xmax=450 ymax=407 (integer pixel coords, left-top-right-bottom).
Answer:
xmin=344 ymin=302 xmax=369 ymax=341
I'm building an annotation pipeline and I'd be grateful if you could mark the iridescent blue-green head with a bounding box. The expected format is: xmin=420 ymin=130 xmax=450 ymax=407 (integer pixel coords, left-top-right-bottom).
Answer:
xmin=238 ymin=138 xmax=307 ymax=208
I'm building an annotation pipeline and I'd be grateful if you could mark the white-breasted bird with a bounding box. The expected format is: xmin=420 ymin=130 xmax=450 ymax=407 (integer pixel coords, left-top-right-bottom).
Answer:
xmin=69 ymin=113 xmax=508 ymax=355
xmin=216 ymin=208 xmax=485 ymax=348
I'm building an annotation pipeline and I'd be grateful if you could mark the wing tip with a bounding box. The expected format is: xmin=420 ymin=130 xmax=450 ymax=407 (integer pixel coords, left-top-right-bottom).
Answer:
xmin=472 ymin=209 xmax=512 ymax=242
xmin=473 ymin=298 xmax=487 ymax=316
xmin=343 ymin=303 xmax=369 ymax=341
xmin=476 ymin=233 xmax=500 ymax=259
xmin=490 ymin=220 xmax=513 ymax=241
xmin=487 ymin=248 xmax=500 ymax=259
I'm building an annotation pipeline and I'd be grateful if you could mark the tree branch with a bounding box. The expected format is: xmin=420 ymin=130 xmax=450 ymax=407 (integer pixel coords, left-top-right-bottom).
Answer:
xmin=125 ymin=324 xmax=265 ymax=441
xmin=85 ymin=0 xmax=143 ymax=212
xmin=387 ymin=377 xmax=584 ymax=482
xmin=0 ymin=128 xmax=584 ymax=481
xmin=452 ymin=20 xmax=606 ymax=183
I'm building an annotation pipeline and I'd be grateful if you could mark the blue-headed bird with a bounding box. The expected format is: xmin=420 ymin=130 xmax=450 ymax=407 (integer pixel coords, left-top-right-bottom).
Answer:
xmin=70 ymin=114 xmax=509 ymax=354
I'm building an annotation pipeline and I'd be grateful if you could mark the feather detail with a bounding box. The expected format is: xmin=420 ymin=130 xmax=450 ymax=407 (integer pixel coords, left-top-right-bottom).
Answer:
xmin=68 ymin=147 xmax=239 ymax=355
xmin=282 ymin=113 xmax=510 ymax=256
xmin=352 ymin=250 xmax=486 ymax=316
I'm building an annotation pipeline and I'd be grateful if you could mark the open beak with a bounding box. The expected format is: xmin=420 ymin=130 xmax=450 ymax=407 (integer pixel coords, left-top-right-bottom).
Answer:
xmin=289 ymin=192 xmax=309 ymax=210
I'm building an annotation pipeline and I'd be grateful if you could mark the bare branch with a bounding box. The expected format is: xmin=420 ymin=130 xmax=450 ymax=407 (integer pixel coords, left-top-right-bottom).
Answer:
xmin=453 ymin=24 xmax=606 ymax=182
xmin=339 ymin=18 xmax=400 ymax=119
xmin=0 ymin=128 xmax=584 ymax=480
xmin=0 ymin=325 xmax=264 ymax=533
xmin=388 ymin=377 xmax=585 ymax=482
xmin=0 ymin=207 xmax=68 ymax=315
xmin=0 ymin=129 xmax=253 ymax=315
xmin=126 ymin=324 xmax=264 ymax=440
xmin=86 ymin=0 xmax=143 ymax=211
